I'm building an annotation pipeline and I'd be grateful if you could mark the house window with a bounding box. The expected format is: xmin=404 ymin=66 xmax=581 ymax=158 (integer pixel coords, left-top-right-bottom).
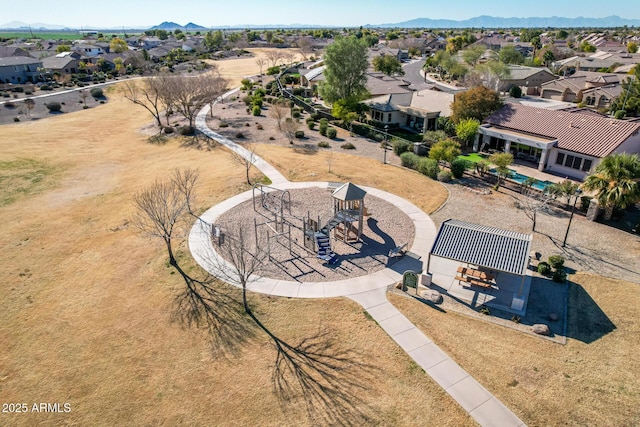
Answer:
xmin=564 ymin=154 xmax=574 ymax=168
xmin=582 ymin=159 xmax=593 ymax=172
xmin=387 ymin=114 xmax=392 ymax=122
xmin=556 ymin=152 xmax=565 ymax=165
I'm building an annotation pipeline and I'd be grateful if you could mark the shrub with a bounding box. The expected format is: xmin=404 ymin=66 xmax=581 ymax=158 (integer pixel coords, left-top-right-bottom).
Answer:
xmin=400 ymin=152 xmax=420 ymax=169
xmin=295 ymin=130 xmax=304 ymax=138
xmin=416 ymin=158 xmax=439 ymax=179
xmin=13 ymin=117 xmax=20 ymax=122
xmin=341 ymin=142 xmax=356 ymax=149
xmin=548 ymin=255 xmax=565 ymax=269
xmin=252 ymin=105 xmax=261 ymax=116
xmin=310 ymin=112 xmax=320 ymax=121
xmin=319 ymin=123 xmax=328 ymax=136
xmin=24 ymin=90 xmax=33 ymax=95
xmin=4 ymin=101 xmax=15 ymax=108
xmin=39 ymin=84 xmax=52 ymax=91
xmin=12 ymin=86 xmax=24 ymax=93
xmin=614 ymin=110 xmax=626 ymax=119
xmin=292 ymin=111 xmax=301 ymax=119
xmin=235 ymin=131 xmax=244 ymax=138
xmin=437 ymin=170 xmax=452 ymax=182
xmin=509 ymin=85 xmax=523 ymax=98
xmin=90 ymin=88 xmax=103 ymax=98
xmin=552 ymin=268 xmax=567 ymax=283
xmin=450 ymin=158 xmax=467 ymax=179
xmin=537 ymin=262 xmax=551 ymax=276
xmin=393 ymin=140 xmax=411 ymax=156
xmin=180 ymin=126 xmax=195 ymax=135
xmin=319 ymin=118 xmax=328 ymax=126
xmin=45 ymin=102 xmax=62 ymax=112
xmin=308 ymin=121 xmax=315 ymax=130
xmin=242 ymin=95 xmax=252 ymax=106
xmin=327 ymin=127 xmax=337 ymax=139
xmin=318 ymin=141 xmax=330 ymax=148
xmin=219 ymin=122 xmax=229 ymax=128
xmin=99 ymin=100 xmax=105 ymax=104
xmin=257 ymin=124 xmax=263 ymax=130
xmin=266 ymin=66 xmax=280 ymax=75
xmin=83 ymin=105 xmax=89 ymax=109
xmin=164 ymin=126 xmax=174 ymax=134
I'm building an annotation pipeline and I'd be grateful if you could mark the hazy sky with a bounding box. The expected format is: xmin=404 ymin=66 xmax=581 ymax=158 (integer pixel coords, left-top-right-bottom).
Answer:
xmin=3 ymin=0 xmax=639 ymax=28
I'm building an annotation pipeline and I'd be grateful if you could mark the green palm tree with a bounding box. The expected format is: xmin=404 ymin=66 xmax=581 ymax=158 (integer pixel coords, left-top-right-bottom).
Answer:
xmin=581 ymin=153 xmax=640 ymax=220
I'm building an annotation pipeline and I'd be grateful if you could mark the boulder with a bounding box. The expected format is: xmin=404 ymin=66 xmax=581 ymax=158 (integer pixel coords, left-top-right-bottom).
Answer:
xmin=421 ymin=290 xmax=442 ymax=304
xmin=532 ymin=324 xmax=551 ymax=336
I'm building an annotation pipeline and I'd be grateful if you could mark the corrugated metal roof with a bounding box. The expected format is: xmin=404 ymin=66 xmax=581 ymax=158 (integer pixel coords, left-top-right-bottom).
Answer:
xmin=430 ymin=219 xmax=532 ymax=275
xmin=485 ymin=104 xmax=640 ymax=158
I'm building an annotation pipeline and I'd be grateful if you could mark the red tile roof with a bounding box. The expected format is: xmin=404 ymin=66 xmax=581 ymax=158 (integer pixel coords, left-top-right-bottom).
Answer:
xmin=485 ymin=104 xmax=640 ymax=158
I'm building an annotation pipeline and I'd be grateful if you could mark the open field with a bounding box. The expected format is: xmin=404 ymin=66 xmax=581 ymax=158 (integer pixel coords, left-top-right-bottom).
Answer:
xmin=0 ymin=87 xmax=472 ymax=426
xmin=1 ymin=56 xmax=639 ymax=425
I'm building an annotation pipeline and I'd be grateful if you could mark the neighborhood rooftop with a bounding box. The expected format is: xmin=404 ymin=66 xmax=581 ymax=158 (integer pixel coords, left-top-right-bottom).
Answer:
xmin=485 ymin=103 xmax=640 ymax=158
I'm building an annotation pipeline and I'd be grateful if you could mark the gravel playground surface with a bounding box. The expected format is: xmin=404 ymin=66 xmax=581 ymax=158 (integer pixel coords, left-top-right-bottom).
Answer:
xmin=216 ymin=187 xmax=415 ymax=282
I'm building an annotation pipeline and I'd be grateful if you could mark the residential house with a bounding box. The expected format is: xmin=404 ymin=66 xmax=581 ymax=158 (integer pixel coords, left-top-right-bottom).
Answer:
xmin=362 ymin=89 xmax=454 ymax=132
xmin=41 ymin=51 xmax=83 ymax=75
xmin=73 ymin=43 xmax=105 ymax=57
xmin=476 ymin=103 xmax=640 ymax=179
xmin=0 ymin=46 xmax=33 ymax=58
xmin=142 ymin=37 xmax=162 ymax=49
xmin=498 ymin=65 xmax=556 ymax=94
xmin=365 ymin=72 xmax=411 ymax=97
xmin=0 ymin=56 xmax=43 ymax=83
xmin=539 ymin=72 xmax=621 ymax=104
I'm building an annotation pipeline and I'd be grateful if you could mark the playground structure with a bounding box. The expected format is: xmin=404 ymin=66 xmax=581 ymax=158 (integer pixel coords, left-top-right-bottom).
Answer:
xmin=251 ymin=183 xmax=367 ymax=264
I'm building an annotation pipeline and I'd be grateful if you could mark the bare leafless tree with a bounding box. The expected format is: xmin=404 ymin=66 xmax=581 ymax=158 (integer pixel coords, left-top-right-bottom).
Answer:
xmin=516 ymin=186 xmax=555 ymax=232
xmin=265 ymin=50 xmax=284 ymax=68
xmin=281 ymin=118 xmax=300 ymax=144
xmin=123 ymin=78 xmax=164 ymax=129
xmin=296 ymin=37 xmax=313 ymax=60
xmin=326 ymin=152 xmax=334 ymax=174
xmin=255 ymin=57 xmax=267 ymax=76
xmin=78 ymin=89 xmax=89 ymax=107
xmin=23 ymin=98 xmax=35 ymax=118
xmin=282 ymin=51 xmax=296 ymax=68
xmin=166 ymin=71 xmax=228 ymax=128
xmin=229 ymin=144 xmax=257 ymax=185
xmin=269 ymin=100 xmax=290 ymax=131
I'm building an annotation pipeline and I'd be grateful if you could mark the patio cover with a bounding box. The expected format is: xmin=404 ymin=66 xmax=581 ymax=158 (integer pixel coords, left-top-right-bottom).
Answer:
xmin=428 ymin=219 xmax=532 ymax=276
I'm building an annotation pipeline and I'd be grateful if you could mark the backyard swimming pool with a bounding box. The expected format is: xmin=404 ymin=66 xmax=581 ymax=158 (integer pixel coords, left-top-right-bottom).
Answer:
xmin=489 ymin=169 xmax=554 ymax=191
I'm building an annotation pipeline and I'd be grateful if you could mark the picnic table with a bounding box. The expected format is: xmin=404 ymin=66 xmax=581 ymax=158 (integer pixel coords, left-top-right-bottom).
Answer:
xmin=455 ymin=266 xmax=495 ymax=288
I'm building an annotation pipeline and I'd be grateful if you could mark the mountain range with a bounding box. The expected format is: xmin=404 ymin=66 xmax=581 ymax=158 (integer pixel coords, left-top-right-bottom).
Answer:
xmin=1 ymin=15 xmax=640 ymax=31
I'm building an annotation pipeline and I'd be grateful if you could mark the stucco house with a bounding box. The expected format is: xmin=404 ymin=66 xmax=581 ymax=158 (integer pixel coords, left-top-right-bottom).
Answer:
xmin=0 ymin=56 xmax=43 ymax=83
xmin=498 ymin=65 xmax=556 ymax=94
xmin=539 ymin=72 xmax=621 ymax=106
xmin=41 ymin=51 xmax=83 ymax=75
xmin=362 ymin=89 xmax=454 ymax=132
xmin=475 ymin=103 xmax=640 ymax=180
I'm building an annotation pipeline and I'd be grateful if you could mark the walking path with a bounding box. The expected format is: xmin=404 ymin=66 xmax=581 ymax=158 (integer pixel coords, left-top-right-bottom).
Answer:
xmin=191 ymin=96 xmax=526 ymax=427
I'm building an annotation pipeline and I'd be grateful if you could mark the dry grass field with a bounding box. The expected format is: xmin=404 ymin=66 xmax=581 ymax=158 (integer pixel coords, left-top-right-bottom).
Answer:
xmin=1 ymin=51 xmax=639 ymax=426
xmin=0 ymin=86 xmax=472 ymax=426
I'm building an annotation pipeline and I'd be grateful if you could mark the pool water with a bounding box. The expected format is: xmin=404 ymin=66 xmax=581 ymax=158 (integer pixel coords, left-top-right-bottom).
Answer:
xmin=488 ymin=168 xmax=554 ymax=191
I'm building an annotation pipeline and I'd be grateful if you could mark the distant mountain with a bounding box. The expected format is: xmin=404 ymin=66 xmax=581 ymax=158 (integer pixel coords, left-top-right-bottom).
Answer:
xmin=0 ymin=20 xmax=70 ymax=30
xmin=150 ymin=21 xmax=207 ymax=31
xmin=375 ymin=15 xmax=640 ymax=28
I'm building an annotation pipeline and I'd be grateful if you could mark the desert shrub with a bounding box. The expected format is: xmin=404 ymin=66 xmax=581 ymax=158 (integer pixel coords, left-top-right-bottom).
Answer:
xmin=393 ymin=140 xmax=411 ymax=156
xmin=307 ymin=121 xmax=315 ymax=130
xmin=614 ymin=110 xmax=626 ymax=119
xmin=310 ymin=112 xmax=320 ymax=121
xmin=552 ymin=268 xmax=567 ymax=283
xmin=257 ymin=124 xmax=263 ymax=130
xmin=242 ymin=95 xmax=252 ymax=106
xmin=416 ymin=158 xmax=439 ymax=180
xmin=4 ymin=101 xmax=15 ymax=108
xmin=319 ymin=123 xmax=328 ymax=136
xmin=295 ymin=130 xmax=304 ymax=138
xmin=292 ymin=111 xmax=301 ymax=119
xmin=437 ymin=170 xmax=452 ymax=182
xmin=509 ymin=85 xmax=523 ymax=98
xmin=400 ymin=152 xmax=420 ymax=169
xmin=219 ymin=122 xmax=229 ymax=128
xmin=100 ymin=100 xmax=105 ymax=104
xmin=318 ymin=141 xmax=330 ymax=148
xmin=164 ymin=126 xmax=174 ymax=134
xmin=2 ymin=92 xmax=9 ymax=97
xmin=83 ymin=105 xmax=89 ymax=109
xmin=90 ymin=88 xmax=103 ymax=98
xmin=319 ymin=118 xmax=328 ymax=126
xmin=45 ymin=102 xmax=62 ymax=112
xmin=39 ymin=84 xmax=52 ymax=91
xmin=548 ymin=255 xmax=565 ymax=269
xmin=180 ymin=126 xmax=195 ymax=135
xmin=450 ymin=158 xmax=467 ymax=179
xmin=266 ymin=66 xmax=280 ymax=75
xmin=252 ymin=105 xmax=261 ymax=116
xmin=265 ymin=82 xmax=273 ymax=90
xmin=305 ymin=117 xmax=314 ymax=124
xmin=13 ymin=117 xmax=20 ymax=122
xmin=326 ymin=127 xmax=337 ymax=139
xmin=537 ymin=261 xmax=551 ymax=276
xmin=341 ymin=142 xmax=355 ymax=149
xmin=235 ymin=131 xmax=244 ymax=138
xmin=12 ymin=86 xmax=24 ymax=93
xmin=24 ymin=89 xmax=33 ymax=95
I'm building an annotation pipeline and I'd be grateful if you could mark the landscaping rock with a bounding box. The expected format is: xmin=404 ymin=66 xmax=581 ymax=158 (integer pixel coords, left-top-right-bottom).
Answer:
xmin=532 ymin=324 xmax=551 ymax=335
xmin=421 ymin=290 xmax=442 ymax=304
xmin=548 ymin=313 xmax=559 ymax=321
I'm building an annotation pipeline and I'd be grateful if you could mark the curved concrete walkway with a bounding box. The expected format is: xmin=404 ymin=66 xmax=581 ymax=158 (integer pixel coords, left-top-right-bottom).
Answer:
xmin=191 ymin=98 xmax=526 ymax=427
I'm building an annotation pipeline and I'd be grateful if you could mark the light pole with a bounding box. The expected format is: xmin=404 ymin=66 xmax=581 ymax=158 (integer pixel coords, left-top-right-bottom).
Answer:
xmin=562 ymin=189 xmax=582 ymax=247
xmin=383 ymin=125 xmax=389 ymax=164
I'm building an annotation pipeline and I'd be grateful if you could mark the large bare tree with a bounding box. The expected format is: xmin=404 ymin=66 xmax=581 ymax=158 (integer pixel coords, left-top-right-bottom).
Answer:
xmin=268 ymin=99 xmax=290 ymax=131
xmin=229 ymin=144 xmax=257 ymax=185
xmin=265 ymin=50 xmax=284 ymax=68
xmin=164 ymin=70 xmax=228 ymax=128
